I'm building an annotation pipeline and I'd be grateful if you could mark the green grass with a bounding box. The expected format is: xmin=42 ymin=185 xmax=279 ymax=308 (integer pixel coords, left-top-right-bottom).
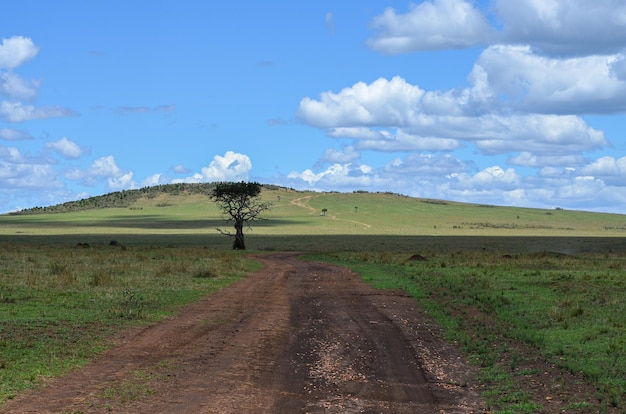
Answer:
xmin=1 ymin=185 xmax=626 ymax=410
xmin=310 ymin=251 xmax=626 ymax=412
xmin=3 ymin=187 xmax=626 ymax=239
xmin=0 ymin=243 xmax=257 ymax=404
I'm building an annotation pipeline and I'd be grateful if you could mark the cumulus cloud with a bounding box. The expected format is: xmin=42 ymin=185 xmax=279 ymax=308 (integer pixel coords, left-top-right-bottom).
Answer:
xmin=367 ymin=0 xmax=626 ymax=56
xmin=201 ymin=151 xmax=252 ymax=181
xmin=297 ymin=76 xmax=608 ymax=160
xmin=174 ymin=151 xmax=252 ymax=183
xmin=297 ymin=76 xmax=426 ymax=128
xmin=288 ymin=1 xmax=626 ymax=212
xmin=0 ymin=36 xmax=76 ymax=124
xmin=279 ymin=150 xmax=626 ymax=212
xmin=451 ymin=166 xmax=522 ymax=191
xmin=367 ymin=0 xmax=494 ymax=53
xmin=508 ymin=152 xmax=587 ymax=168
xmin=0 ymin=145 xmax=61 ymax=190
xmin=287 ymin=163 xmax=380 ymax=189
xmin=383 ymin=153 xmax=471 ymax=177
xmin=358 ymin=129 xmax=460 ymax=152
xmin=0 ymin=72 xmax=40 ymax=101
xmin=46 ymin=137 xmax=86 ymax=159
xmin=472 ymin=45 xmax=626 ymax=113
xmin=0 ymin=36 xmax=39 ymax=69
xmin=578 ymin=156 xmax=626 ymax=186
xmin=494 ymin=0 xmax=626 ymax=56
xmin=66 ymin=155 xmax=136 ymax=190
xmin=141 ymin=173 xmax=167 ymax=187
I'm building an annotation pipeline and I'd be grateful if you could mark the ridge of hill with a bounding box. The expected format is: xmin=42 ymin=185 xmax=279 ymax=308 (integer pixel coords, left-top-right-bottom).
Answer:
xmin=13 ymin=183 xmax=410 ymax=215
xmin=16 ymin=183 xmax=298 ymax=215
xmin=15 ymin=183 xmax=218 ymax=214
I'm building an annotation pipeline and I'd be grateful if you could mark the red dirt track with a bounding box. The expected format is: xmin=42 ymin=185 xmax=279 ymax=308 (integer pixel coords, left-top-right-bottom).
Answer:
xmin=3 ymin=253 xmax=485 ymax=413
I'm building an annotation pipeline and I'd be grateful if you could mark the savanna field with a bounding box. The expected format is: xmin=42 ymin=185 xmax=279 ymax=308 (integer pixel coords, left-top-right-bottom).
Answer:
xmin=0 ymin=184 xmax=625 ymax=413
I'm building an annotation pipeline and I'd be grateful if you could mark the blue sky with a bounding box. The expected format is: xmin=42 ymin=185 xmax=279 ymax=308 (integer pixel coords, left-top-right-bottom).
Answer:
xmin=2 ymin=1 xmax=626 ymax=214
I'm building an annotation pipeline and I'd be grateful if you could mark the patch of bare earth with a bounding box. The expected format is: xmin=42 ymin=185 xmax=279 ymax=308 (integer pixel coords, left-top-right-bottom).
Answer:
xmin=3 ymin=253 xmax=485 ymax=413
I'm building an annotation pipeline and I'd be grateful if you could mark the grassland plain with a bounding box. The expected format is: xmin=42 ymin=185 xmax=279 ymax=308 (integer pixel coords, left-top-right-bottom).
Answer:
xmin=312 ymin=251 xmax=626 ymax=413
xmin=0 ymin=243 xmax=257 ymax=404
xmin=1 ymin=185 xmax=626 ymax=412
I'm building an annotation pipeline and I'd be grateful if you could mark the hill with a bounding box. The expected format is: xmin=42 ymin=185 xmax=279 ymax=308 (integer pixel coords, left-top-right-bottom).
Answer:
xmin=15 ymin=183 xmax=220 ymax=214
xmin=1 ymin=183 xmax=625 ymax=252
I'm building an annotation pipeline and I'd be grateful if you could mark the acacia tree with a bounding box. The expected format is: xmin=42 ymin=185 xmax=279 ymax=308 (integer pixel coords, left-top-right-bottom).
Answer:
xmin=209 ymin=181 xmax=271 ymax=250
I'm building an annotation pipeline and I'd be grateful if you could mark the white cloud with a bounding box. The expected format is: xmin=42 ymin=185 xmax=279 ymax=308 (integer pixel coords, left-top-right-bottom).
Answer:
xmin=383 ymin=153 xmax=470 ymax=177
xmin=320 ymin=146 xmax=360 ymax=164
xmin=90 ymin=156 xmax=125 ymax=178
xmin=471 ymin=114 xmax=608 ymax=156
xmin=297 ymin=76 xmax=608 ymax=159
xmin=0 ymin=72 xmax=40 ymax=101
xmin=0 ymin=145 xmax=61 ymax=190
xmin=0 ymin=128 xmax=32 ymax=141
xmin=108 ymin=171 xmax=135 ymax=190
xmin=279 ymin=152 xmax=626 ymax=212
xmin=327 ymin=127 xmax=389 ymax=140
xmin=0 ymin=37 xmax=75 ymax=124
xmin=579 ymin=156 xmax=626 ymax=186
xmin=358 ymin=129 xmax=460 ymax=152
xmin=201 ymin=151 xmax=251 ymax=181
xmin=287 ymin=163 xmax=382 ymax=189
xmin=494 ymin=0 xmax=626 ymax=55
xmin=289 ymin=1 xmax=626 ymax=213
xmin=554 ymin=176 xmax=603 ymax=200
xmin=66 ymin=155 xmax=136 ymax=190
xmin=172 ymin=164 xmax=191 ymax=174
xmin=610 ymin=54 xmax=626 ymax=81
xmin=174 ymin=151 xmax=252 ymax=183
xmin=461 ymin=166 xmax=522 ymax=189
xmin=141 ymin=173 xmax=166 ymax=187
xmin=367 ymin=0 xmax=494 ymax=54
xmin=508 ymin=152 xmax=587 ymax=168
xmin=0 ymin=101 xmax=77 ymax=122
xmin=367 ymin=0 xmax=626 ymax=56
xmin=0 ymin=36 xmax=39 ymax=69
xmin=472 ymin=45 xmax=626 ymax=113
xmin=46 ymin=137 xmax=86 ymax=159
xmin=297 ymin=76 xmax=426 ymax=128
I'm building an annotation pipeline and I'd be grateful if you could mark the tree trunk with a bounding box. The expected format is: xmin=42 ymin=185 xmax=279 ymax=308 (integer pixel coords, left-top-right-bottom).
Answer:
xmin=233 ymin=220 xmax=245 ymax=250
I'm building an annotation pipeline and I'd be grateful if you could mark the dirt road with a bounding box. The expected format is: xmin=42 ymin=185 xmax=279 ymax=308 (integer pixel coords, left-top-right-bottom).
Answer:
xmin=3 ymin=253 xmax=485 ymax=413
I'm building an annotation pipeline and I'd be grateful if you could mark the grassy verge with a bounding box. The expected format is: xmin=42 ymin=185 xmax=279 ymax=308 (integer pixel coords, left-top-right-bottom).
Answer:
xmin=312 ymin=251 xmax=626 ymax=413
xmin=0 ymin=242 xmax=257 ymax=404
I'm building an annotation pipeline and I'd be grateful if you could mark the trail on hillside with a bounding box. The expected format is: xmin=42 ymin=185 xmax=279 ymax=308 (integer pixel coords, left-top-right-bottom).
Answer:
xmin=290 ymin=195 xmax=371 ymax=230
xmin=2 ymin=253 xmax=484 ymax=413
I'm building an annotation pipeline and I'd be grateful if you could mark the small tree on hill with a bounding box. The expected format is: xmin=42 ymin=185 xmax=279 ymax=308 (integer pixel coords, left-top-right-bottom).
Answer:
xmin=209 ymin=181 xmax=271 ymax=250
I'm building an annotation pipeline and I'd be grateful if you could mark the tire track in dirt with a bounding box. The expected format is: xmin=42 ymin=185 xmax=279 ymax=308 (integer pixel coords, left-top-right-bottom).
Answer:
xmin=2 ymin=253 xmax=485 ymax=413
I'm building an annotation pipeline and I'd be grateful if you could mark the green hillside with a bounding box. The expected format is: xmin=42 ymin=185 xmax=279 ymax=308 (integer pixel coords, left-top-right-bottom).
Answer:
xmin=1 ymin=184 xmax=625 ymax=252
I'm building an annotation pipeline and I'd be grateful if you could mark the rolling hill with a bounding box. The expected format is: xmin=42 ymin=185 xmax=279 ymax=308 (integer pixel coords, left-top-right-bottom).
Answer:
xmin=1 ymin=183 xmax=625 ymax=252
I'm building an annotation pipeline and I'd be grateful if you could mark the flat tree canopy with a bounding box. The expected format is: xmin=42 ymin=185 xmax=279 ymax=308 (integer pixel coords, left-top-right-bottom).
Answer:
xmin=209 ymin=181 xmax=271 ymax=249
